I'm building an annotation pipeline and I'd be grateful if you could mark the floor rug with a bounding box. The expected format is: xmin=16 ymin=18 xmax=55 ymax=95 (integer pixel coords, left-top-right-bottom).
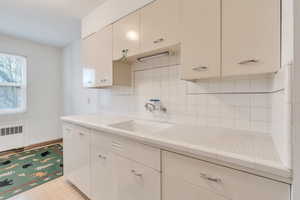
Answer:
xmin=0 ymin=144 xmax=63 ymax=200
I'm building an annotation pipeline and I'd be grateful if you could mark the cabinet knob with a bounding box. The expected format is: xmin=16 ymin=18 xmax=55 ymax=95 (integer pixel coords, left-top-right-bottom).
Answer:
xmin=153 ymin=38 xmax=164 ymax=44
xmin=200 ymin=173 xmax=222 ymax=183
xmin=238 ymin=59 xmax=259 ymax=65
xmin=192 ymin=66 xmax=208 ymax=71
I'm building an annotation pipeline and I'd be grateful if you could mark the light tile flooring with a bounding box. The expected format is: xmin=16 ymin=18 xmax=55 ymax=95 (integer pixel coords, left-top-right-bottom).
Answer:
xmin=8 ymin=177 xmax=88 ymax=200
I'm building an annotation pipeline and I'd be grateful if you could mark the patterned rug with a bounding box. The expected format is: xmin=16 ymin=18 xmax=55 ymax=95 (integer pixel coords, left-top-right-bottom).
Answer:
xmin=0 ymin=144 xmax=63 ymax=200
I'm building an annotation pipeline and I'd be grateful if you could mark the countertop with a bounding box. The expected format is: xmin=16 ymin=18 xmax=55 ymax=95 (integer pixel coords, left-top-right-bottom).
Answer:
xmin=61 ymin=114 xmax=292 ymax=183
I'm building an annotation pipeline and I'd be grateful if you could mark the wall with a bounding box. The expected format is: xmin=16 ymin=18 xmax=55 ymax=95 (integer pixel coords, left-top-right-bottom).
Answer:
xmin=0 ymin=34 xmax=62 ymax=147
xmin=99 ymin=53 xmax=275 ymax=133
xmin=81 ymin=0 xmax=154 ymax=38
xmin=293 ymin=0 xmax=300 ymax=198
xmin=62 ymin=40 xmax=98 ymax=115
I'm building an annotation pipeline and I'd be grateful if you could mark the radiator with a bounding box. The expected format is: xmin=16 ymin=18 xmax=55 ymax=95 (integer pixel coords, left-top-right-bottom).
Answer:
xmin=0 ymin=123 xmax=25 ymax=152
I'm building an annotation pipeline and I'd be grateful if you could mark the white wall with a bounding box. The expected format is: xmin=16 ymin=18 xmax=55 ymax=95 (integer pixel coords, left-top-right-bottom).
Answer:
xmin=0 ymin=34 xmax=62 ymax=146
xmin=62 ymin=40 xmax=98 ymax=115
xmin=81 ymin=0 xmax=154 ymax=38
xmin=293 ymin=0 xmax=300 ymax=198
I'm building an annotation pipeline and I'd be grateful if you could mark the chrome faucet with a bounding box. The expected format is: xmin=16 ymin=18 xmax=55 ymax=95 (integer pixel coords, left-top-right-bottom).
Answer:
xmin=145 ymin=102 xmax=156 ymax=112
xmin=144 ymin=99 xmax=167 ymax=113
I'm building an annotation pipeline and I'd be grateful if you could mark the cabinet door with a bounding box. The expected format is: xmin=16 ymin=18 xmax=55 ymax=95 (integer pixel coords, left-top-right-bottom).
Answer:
xmin=91 ymin=141 xmax=115 ymax=200
xmin=113 ymin=11 xmax=140 ymax=60
xmin=163 ymin=152 xmax=290 ymax=200
xmin=222 ymin=0 xmax=280 ymax=77
xmin=71 ymin=127 xmax=91 ymax=197
xmin=180 ymin=0 xmax=221 ymax=80
xmin=62 ymin=125 xmax=75 ymax=181
xmin=140 ymin=0 xmax=180 ymax=53
xmin=113 ymin=154 xmax=161 ymax=200
xmin=82 ymin=25 xmax=113 ymax=87
xmin=164 ymin=175 xmax=227 ymax=200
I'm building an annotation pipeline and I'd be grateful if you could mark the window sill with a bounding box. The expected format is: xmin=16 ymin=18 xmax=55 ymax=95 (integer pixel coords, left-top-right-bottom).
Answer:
xmin=0 ymin=108 xmax=27 ymax=116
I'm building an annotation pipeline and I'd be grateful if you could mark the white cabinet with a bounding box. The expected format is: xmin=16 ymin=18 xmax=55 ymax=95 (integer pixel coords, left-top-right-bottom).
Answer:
xmin=63 ymin=125 xmax=91 ymax=197
xmin=180 ymin=0 xmax=221 ymax=80
xmin=64 ymin=123 xmax=291 ymax=200
xmin=140 ymin=0 xmax=180 ymax=53
xmin=222 ymin=0 xmax=281 ymax=77
xmin=82 ymin=25 xmax=132 ymax=88
xmin=163 ymin=151 xmax=290 ymax=200
xmin=91 ymin=133 xmax=116 ymax=200
xmin=113 ymin=154 xmax=161 ymax=200
xmin=113 ymin=11 xmax=141 ymax=61
xmin=82 ymin=25 xmax=113 ymax=87
xmin=164 ymin=176 xmax=227 ymax=200
xmin=90 ymin=130 xmax=161 ymax=200
xmin=62 ymin=125 xmax=74 ymax=181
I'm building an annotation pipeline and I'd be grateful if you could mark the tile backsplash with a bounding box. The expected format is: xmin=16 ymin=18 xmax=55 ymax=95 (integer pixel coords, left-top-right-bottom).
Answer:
xmin=97 ymin=53 xmax=283 ymax=134
xmin=63 ymin=41 xmax=291 ymax=168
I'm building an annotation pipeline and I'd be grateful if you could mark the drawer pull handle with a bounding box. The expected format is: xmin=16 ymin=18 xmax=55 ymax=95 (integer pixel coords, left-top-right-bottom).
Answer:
xmin=192 ymin=66 xmax=208 ymax=71
xmin=200 ymin=173 xmax=222 ymax=183
xmin=238 ymin=59 xmax=259 ymax=65
xmin=153 ymin=38 xmax=164 ymax=44
xmin=98 ymin=154 xmax=107 ymax=160
xmin=79 ymin=132 xmax=85 ymax=136
xmin=131 ymin=169 xmax=143 ymax=177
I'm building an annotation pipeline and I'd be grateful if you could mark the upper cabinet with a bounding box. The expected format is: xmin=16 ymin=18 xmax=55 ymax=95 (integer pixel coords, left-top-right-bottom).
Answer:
xmin=82 ymin=25 xmax=131 ymax=88
xmin=113 ymin=11 xmax=141 ymax=61
xmin=82 ymin=25 xmax=113 ymax=87
xmin=222 ymin=0 xmax=281 ymax=77
xmin=180 ymin=0 xmax=221 ymax=80
xmin=140 ymin=0 xmax=180 ymax=53
xmin=82 ymin=0 xmax=282 ymax=84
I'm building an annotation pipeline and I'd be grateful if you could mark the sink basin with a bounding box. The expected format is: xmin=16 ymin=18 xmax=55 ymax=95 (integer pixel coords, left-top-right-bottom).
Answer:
xmin=109 ymin=120 xmax=173 ymax=133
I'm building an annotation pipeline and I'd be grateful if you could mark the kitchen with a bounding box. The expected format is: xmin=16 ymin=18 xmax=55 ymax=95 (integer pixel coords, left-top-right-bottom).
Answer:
xmin=0 ymin=0 xmax=299 ymax=199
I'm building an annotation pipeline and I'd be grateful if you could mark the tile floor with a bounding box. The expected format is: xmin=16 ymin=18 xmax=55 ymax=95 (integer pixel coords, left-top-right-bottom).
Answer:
xmin=8 ymin=177 xmax=87 ymax=200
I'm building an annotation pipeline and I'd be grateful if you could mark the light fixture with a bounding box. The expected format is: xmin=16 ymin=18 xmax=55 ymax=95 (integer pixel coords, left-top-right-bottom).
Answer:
xmin=126 ymin=30 xmax=139 ymax=41
xmin=137 ymin=51 xmax=170 ymax=63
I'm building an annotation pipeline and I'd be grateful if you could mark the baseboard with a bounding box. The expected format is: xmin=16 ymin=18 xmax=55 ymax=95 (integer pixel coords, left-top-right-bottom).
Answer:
xmin=0 ymin=138 xmax=63 ymax=157
xmin=24 ymin=138 xmax=63 ymax=150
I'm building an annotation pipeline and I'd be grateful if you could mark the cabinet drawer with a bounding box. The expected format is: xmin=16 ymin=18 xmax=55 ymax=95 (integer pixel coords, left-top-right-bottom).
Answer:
xmin=163 ymin=152 xmax=290 ymax=200
xmin=114 ymin=154 xmax=161 ymax=200
xmin=110 ymin=135 xmax=161 ymax=171
xmin=92 ymin=130 xmax=161 ymax=171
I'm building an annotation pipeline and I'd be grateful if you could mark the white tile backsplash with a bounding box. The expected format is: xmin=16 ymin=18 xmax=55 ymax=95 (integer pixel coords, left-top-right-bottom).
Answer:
xmin=91 ymin=52 xmax=291 ymax=168
xmin=96 ymin=53 xmax=284 ymax=134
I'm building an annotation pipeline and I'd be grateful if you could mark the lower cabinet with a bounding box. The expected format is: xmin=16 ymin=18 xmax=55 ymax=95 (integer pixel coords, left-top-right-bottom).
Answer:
xmin=63 ymin=123 xmax=291 ymax=200
xmin=163 ymin=151 xmax=290 ymax=200
xmin=63 ymin=124 xmax=91 ymax=197
xmin=113 ymin=154 xmax=161 ymax=200
xmin=91 ymin=139 xmax=115 ymax=200
xmin=90 ymin=130 xmax=161 ymax=200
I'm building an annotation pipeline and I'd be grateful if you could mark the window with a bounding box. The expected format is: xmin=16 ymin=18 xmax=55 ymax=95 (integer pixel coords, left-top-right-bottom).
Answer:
xmin=0 ymin=53 xmax=27 ymax=114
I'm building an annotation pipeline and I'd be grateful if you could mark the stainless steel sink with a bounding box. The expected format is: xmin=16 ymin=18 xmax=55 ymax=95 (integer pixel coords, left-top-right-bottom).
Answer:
xmin=109 ymin=120 xmax=173 ymax=133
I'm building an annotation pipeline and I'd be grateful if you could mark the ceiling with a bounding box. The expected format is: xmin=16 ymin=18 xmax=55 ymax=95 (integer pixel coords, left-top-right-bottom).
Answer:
xmin=0 ymin=0 xmax=107 ymax=47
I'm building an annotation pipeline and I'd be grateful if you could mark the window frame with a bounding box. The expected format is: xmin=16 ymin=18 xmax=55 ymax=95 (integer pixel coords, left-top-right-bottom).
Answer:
xmin=0 ymin=53 xmax=27 ymax=115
